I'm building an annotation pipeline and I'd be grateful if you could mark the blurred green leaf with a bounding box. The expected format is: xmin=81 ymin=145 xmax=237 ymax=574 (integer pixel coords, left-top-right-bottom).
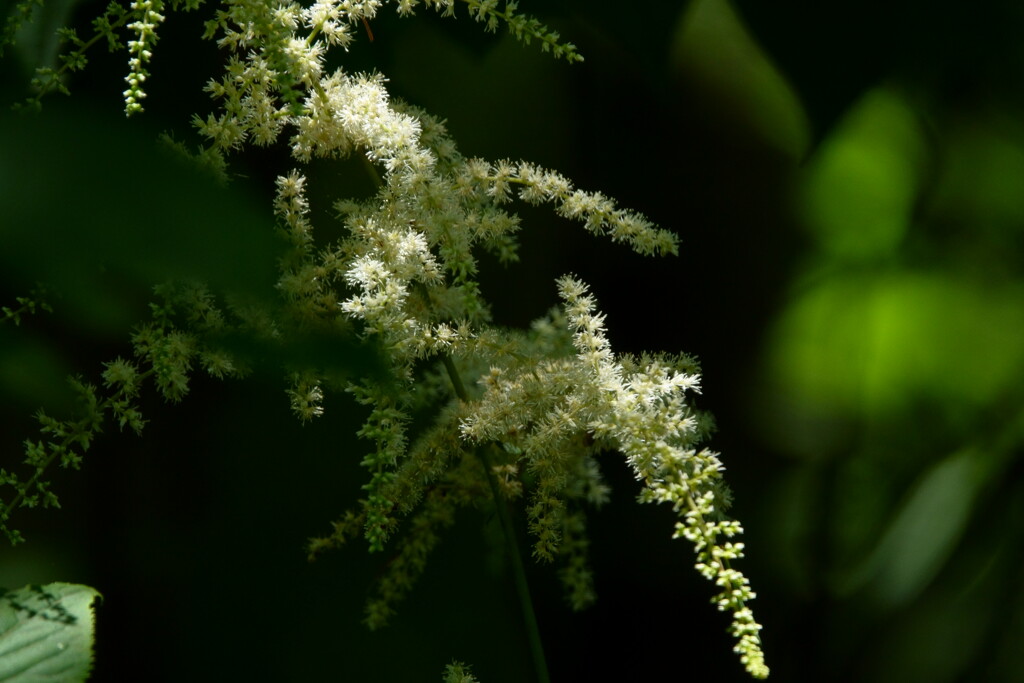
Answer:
xmin=0 ymin=107 xmax=280 ymax=337
xmin=925 ymin=114 xmax=1024 ymax=265
xmin=200 ymin=324 xmax=387 ymax=385
xmin=0 ymin=332 xmax=74 ymax=413
xmin=670 ymin=0 xmax=810 ymax=157
xmin=860 ymin=565 xmax=994 ymax=683
xmin=762 ymin=272 xmax=1024 ymax=439
xmin=937 ymin=125 xmax=1024 ymax=225
xmin=836 ymin=447 xmax=988 ymax=608
xmin=389 ymin=24 xmax=571 ymax=162
xmin=800 ymin=88 xmax=926 ymax=261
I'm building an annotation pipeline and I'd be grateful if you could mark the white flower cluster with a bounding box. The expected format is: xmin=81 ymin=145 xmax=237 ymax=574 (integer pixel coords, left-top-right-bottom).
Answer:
xmin=190 ymin=1 xmax=766 ymax=676
xmin=341 ymin=220 xmax=441 ymax=344
xmin=293 ymin=72 xmax=425 ymax=168
xmin=303 ymin=0 xmax=382 ymax=47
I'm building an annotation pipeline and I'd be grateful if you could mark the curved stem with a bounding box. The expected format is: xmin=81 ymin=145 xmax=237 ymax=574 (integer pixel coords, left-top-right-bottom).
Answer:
xmin=441 ymin=354 xmax=551 ymax=683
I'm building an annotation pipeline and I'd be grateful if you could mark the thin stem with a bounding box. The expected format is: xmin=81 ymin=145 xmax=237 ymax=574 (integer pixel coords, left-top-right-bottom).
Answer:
xmin=480 ymin=443 xmax=552 ymax=683
xmin=25 ymin=9 xmax=131 ymax=106
xmin=441 ymin=354 xmax=551 ymax=683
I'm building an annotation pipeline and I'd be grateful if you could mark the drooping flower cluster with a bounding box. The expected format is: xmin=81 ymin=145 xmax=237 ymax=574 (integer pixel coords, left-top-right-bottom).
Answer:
xmin=558 ymin=277 xmax=768 ymax=678
xmin=453 ymin=277 xmax=767 ymax=677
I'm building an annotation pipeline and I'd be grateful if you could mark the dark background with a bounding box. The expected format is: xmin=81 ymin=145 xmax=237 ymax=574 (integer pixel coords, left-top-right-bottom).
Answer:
xmin=2 ymin=0 xmax=1024 ymax=680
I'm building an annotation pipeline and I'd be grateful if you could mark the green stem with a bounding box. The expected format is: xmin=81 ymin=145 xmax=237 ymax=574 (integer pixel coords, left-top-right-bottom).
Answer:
xmin=26 ymin=8 xmax=131 ymax=105
xmin=481 ymin=442 xmax=552 ymax=683
xmin=441 ymin=354 xmax=551 ymax=683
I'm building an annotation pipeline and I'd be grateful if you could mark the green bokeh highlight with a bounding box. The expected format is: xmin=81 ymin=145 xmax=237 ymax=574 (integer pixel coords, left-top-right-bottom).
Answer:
xmin=766 ymin=272 xmax=1024 ymax=425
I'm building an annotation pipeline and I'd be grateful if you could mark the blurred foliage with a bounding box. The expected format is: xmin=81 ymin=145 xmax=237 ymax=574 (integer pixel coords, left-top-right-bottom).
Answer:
xmin=1 ymin=0 xmax=1023 ymax=681
xmin=0 ymin=106 xmax=281 ymax=336
xmin=671 ymin=0 xmax=810 ymax=158
xmin=741 ymin=3 xmax=1024 ymax=680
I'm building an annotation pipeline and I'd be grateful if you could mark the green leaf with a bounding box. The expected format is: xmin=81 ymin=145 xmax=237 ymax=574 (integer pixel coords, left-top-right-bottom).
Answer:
xmin=926 ymin=113 xmax=1024 ymax=238
xmin=834 ymin=448 xmax=989 ymax=609
xmin=800 ymin=87 xmax=926 ymax=261
xmin=0 ymin=582 xmax=101 ymax=682
xmin=671 ymin=0 xmax=810 ymax=158
xmin=761 ymin=272 xmax=1024 ymax=434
